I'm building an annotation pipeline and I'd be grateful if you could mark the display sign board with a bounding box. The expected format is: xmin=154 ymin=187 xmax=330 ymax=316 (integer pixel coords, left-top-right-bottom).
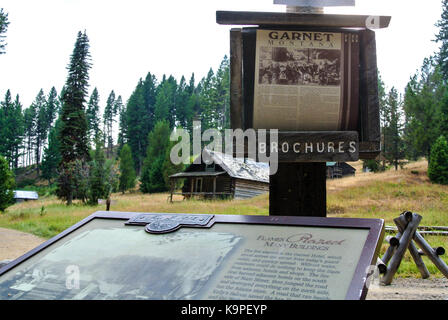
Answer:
xmin=274 ymin=0 xmax=355 ymax=6
xmin=218 ymin=12 xmax=391 ymax=160
xmin=0 ymin=212 xmax=384 ymax=300
xmin=253 ymin=29 xmax=359 ymax=131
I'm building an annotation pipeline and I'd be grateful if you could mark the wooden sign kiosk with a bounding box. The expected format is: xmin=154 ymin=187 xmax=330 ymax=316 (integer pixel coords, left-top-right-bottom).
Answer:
xmin=217 ymin=6 xmax=391 ymax=217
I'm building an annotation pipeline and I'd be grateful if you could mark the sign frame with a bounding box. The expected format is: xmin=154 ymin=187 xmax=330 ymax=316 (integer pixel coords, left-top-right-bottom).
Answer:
xmin=0 ymin=211 xmax=385 ymax=300
xmin=221 ymin=11 xmax=390 ymax=160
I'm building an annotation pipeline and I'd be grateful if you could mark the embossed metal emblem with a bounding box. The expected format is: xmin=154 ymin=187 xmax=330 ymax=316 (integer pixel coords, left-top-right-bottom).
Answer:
xmin=125 ymin=213 xmax=214 ymax=234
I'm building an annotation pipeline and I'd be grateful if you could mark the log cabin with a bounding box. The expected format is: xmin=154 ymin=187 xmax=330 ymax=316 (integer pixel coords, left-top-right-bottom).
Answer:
xmin=169 ymin=149 xmax=269 ymax=201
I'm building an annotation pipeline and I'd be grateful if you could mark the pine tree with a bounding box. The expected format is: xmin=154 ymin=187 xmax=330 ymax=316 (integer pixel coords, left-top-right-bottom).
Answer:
xmin=117 ymin=97 xmax=127 ymax=150
xmin=32 ymin=89 xmax=48 ymax=171
xmin=57 ymin=31 xmax=92 ymax=205
xmin=118 ymin=144 xmax=136 ymax=194
xmin=87 ymin=139 xmax=108 ymax=205
xmin=436 ymin=0 xmax=448 ymax=80
xmin=383 ymin=87 xmax=404 ymax=170
xmin=428 ymin=135 xmax=448 ymax=184
xmin=0 ymin=155 xmax=14 ymax=212
xmin=403 ymin=57 xmax=445 ymax=162
xmin=23 ymin=106 xmax=36 ymax=167
xmin=125 ymin=79 xmax=147 ymax=174
xmin=103 ymin=90 xmax=116 ymax=157
xmin=46 ymin=87 xmax=59 ymax=129
xmin=154 ymin=75 xmax=177 ymax=128
xmin=0 ymin=90 xmax=14 ymax=165
xmin=215 ymin=55 xmax=230 ymax=129
xmin=0 ymin=8 xmax=9 ymax=55
xmin=162 ymin=137 xmax=185 ymax=190
xmin=86 ymin=87 xmax=101 ymax=145
xmin=11 ymin=95 xmax=24 ymax=169
xmin=41 ymin=119 xmax=61 ymax=184
xmin=140 ymin=121 xmax=171 ymax=193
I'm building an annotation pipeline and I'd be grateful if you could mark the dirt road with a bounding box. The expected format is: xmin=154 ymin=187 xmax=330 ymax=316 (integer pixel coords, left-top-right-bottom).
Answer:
xmin=0 ymin=227 xmax=46 ymax=261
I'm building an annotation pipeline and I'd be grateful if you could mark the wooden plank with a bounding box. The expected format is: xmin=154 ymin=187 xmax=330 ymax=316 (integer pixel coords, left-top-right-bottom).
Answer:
xmin=230 ymin=28 xmax=244 ymax=130
xmin=262 ymin=131 xmax=359 ymax=162
xmin=216 ymin=11 xmax=391 ymax=28
xmin=242 ymin=28 xmax=256 ymax=130
xmin=359 ymin=29 xmax=380 ymax=145
xmin=269 ymin=162 xmax=326 ymax=217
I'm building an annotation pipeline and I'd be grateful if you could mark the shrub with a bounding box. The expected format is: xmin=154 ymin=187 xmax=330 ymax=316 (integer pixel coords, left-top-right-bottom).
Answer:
xmin=0 ymin=155 xmax=15 ymax=212
xmin=428 ymin=135 xmax=448 ymax=185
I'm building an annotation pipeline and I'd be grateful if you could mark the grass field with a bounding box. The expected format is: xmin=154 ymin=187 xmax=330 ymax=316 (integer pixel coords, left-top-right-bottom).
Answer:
xmin=1 ymin=159 xmax=447 ymax=277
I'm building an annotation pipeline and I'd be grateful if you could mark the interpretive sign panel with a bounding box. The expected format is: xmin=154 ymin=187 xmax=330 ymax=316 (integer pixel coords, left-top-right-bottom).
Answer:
xmin=253 ymin=29 xmax=359 ymax=131
xmin=273 ymin=0 xmax=355 ymax=6
xmin=0 ymin=212 xmax=384 ymax=300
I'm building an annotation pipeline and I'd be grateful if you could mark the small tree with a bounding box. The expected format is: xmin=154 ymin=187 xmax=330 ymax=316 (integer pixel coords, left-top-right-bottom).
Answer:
xmin=88 ymin=140 xmax=109 ymax=205
xmin=0 ymin=155 xmax=15 ymax=212
xmin=118 ymin=144 xmax=136 ymax=193
xmin=428 ymin=135 xmax=448 ymax=185
xmin=140 ymin=121 xmax=170 ymax=193
xmin=41 ymin=120 xmax=61 ymax=184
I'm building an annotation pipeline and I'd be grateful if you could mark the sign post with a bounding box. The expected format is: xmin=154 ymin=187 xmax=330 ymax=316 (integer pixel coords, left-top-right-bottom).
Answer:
xmin=218 ymin=1 xmax=390 ymax=217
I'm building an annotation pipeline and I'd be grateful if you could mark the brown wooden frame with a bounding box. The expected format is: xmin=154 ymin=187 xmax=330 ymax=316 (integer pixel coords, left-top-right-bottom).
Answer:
xmin=226 ymin=14 xmax=383 ymax=160
xmin=0 ymin=211 xmax=385 ymax=300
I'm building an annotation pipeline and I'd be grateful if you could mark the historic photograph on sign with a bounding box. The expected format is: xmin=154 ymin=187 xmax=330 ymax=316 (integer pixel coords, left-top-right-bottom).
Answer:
xmin=258 ymin=48 xmax=341 ymax=86
xmin=253 ymin=30 xmax=353 ymax=131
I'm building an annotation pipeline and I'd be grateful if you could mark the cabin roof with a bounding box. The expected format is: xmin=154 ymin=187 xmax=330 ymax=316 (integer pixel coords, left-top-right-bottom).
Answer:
xmin=13 ymin=190 xmax=39 ymax=200
xmin=171 ymin=149 xmax=269 ymax=183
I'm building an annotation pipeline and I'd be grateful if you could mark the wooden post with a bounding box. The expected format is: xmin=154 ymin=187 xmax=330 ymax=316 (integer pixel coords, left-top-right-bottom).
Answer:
xmin=381 ymin=213 xmax=422 ymax=285
xmin=382 ymin=233 xmax=401 ymax=264
xmin=394 ymin=214 xmax=430 ymax=279
xmin=395 ymin=214 xmax=448 ymax=278
xmin=169 ymin=179 xmax=174 ymax=203
xmin=270 ymin=163 xmax=326 ymax=217
xmin=230 ymin=28 xmax=244 ymax=130
xmin=418 ymin=247 xmax=446 ymax=256
xmin=213 ymin=176 xmax=217 ymax=200
xmin=106 ymin=196 xmax=111 ymax=212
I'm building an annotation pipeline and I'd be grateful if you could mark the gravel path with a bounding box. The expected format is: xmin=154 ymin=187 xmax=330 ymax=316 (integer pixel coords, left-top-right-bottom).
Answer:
xmin=1 ymin=227 xmax=447 ymax=300
xmin=366 ymin=277 xmax=448 ymax=300
xmin=0 ymin=227 xmax=46 ymax=261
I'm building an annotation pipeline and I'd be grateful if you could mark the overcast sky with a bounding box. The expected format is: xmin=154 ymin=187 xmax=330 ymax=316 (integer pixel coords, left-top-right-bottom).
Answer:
xmin=0 ymin=0 xmax=443 ymax=109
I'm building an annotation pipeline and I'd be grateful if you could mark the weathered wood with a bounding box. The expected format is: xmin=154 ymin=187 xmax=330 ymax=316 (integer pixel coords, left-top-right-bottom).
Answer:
xmin=381 ymin=214 xmax=422 ymax=285
xmin=382 ymin=232 xmax=401 ymax=265
xmin=395 ymin=215 xmax=448 ymax=279
xmin=386 ymin=235 xmax=400 ymax=247
xmin=270 ymin=162 xmax=326 ymax=217
xmin=230 ymin=28 xmax=244 ymax=130
xmin=242 ymin=28 xmax=256 ymax=130
xmin=234 ymin=179 xmax=269 ymax=199
xmin=377 ymin=258 xmax=387 ymax=275
xmin=394 ymin=214 xmax=430 ymax=280
xmin=262 ymin=131 xmax=359 ymax=162
xmin=418 ymin=247 xmax=445 ymax=257
xmin=216 ymin=11 xmax=391 ymax=28
xmin=358 ymin=28 xmax=380 ymax=158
